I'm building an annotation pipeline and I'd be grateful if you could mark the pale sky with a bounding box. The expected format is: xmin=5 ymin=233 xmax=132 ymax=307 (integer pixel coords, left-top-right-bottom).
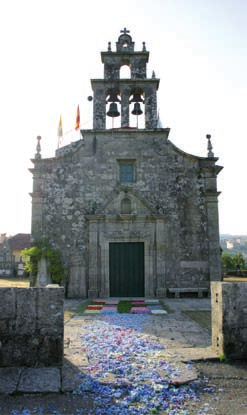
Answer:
xmin=0 ymin=0 xmax=246 ymax=236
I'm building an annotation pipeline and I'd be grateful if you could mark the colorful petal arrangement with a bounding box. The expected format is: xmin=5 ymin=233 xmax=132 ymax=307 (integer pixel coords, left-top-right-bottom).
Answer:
xmin=130 ymin=307 xmax=151 ymax=314
xmin=84 ymin=299 xmax=167 ymax=315
xmin=76 ymin=314 xmax=199 ymax=414
xmin=9 ymin=301 xmax=215 ymax=414
xmin=87 ymin=305 xmax=103 ymax=310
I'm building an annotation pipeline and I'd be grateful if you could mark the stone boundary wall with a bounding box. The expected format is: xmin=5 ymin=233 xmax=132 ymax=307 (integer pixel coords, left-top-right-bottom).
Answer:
xmin=0 ymin=287 xmax=64 ymax=367
xmin=211 ymin=282 xmax=247 ymax=359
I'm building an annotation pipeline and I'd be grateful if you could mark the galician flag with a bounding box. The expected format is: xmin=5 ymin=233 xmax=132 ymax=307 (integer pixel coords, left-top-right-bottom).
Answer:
xmin=75 ymin=105 xmax=80 ymax=130
xmin=57 ymin=115 xmax=63 ymax=137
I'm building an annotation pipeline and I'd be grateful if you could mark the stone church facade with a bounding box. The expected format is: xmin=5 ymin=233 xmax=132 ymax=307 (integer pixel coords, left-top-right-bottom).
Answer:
xmin=30 ymin=29 xmax=223 ymax=298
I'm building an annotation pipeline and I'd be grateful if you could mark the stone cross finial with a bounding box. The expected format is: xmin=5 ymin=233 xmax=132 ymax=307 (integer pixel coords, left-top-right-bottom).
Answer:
xmin=35 ymin=135 xmax=42 ymax=159
xmin=120 ymin=27 xmax=130 ymax=35
xmin=206 ymin=134 xmax=214 ymax=158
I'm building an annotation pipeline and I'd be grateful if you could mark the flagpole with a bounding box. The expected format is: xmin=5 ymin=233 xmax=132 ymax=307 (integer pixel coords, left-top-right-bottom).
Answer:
xmin=75 ymin=105 xmax=81 ymax=140
xmin=57 ymin=115 xmax=63 ymax=149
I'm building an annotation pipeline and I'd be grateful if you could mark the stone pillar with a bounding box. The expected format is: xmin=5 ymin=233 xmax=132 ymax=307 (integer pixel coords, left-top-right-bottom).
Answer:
xmin=211 ymin=282 xmax=247 ymax=359
xmin=29 ymin=158 xmax=45 ymax=241
xmin=120 ymin=87 xmax=130 ymax=127
xmin=145 ymin=86 xmax=157 ymax=129
xmin=36 ymin=256 xmax=51 ymax=287
xmin=93 ymin=87 xmax=106 ymax=129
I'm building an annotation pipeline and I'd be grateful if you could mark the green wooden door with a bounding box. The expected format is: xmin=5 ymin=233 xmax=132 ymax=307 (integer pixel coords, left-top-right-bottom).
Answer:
xmin=109 ymin=242 xmax=144 ymax=297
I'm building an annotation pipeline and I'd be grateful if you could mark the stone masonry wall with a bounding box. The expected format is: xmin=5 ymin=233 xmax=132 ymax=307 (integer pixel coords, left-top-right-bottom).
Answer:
xmin=211 ymin=282 xmax=247 ymax=359
xmin=31 ymin=129 xmax=222 ymax=297
xmin=0 ymin=287 xmax=64 ymax=367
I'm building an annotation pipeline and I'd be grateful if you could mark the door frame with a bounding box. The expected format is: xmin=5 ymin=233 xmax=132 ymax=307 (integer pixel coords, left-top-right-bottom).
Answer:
xmin=86 ymin=214 xmax=166 ymax=298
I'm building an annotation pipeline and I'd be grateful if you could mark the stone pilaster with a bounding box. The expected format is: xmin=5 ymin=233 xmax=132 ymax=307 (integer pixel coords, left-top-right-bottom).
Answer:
xmin=87 ymin=219 xmax=100 ymax=298
xmin=67 ymin=254 xmax=87 ymax=298
xmin=155 ymin=218 xmax=166 ymax=297
xmin=206 ymin=192 xmax=222 ymax=280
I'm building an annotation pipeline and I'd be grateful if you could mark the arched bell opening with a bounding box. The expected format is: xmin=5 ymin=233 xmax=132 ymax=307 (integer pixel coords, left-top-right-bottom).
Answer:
xmin=120 ymin=63 xmax=131 ymax=79
xmin=129 ymin=90 xmax=145 ymax=128
xmin=106 ymin=90 xmax=121 ymax=129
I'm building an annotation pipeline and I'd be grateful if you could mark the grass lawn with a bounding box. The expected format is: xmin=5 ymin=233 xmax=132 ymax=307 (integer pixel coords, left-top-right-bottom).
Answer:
xmin=183 ymin=310 xmax=212 ymax=334
xmin=224 ymin=276 xmax=247 ymax=282
xmin=64 ymin=300 xmax=92 ymax=322
xmin=0 ymin=277 xmax=30 ymax=287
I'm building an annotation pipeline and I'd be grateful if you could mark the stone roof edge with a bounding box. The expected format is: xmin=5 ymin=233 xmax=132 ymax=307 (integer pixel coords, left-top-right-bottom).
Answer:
xmin=80 ymin=127 xmax=170 ymax=135
xmin=167 ymin=139 xmax=221 ymax=163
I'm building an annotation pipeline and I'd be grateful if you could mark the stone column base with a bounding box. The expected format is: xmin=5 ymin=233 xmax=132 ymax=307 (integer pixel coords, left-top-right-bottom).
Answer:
xmin=156 ymin=288 xmax=167 ymax=297
xmin=88 ymin=290 xmax=99 ymax=298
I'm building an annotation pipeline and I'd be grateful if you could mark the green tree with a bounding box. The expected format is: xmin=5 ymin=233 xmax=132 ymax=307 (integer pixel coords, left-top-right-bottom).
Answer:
xmin=221 ymin=252 xmax=234 ymax=270
xmin=232 ymin=252 xmax=245 ymax=269
xmin=22 ymin=239 xmax=66 ymax=284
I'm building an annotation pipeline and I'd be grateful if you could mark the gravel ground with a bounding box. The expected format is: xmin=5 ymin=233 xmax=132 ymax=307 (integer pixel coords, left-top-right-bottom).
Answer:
xmin=186 ymin=360 xmax=247 ymax=415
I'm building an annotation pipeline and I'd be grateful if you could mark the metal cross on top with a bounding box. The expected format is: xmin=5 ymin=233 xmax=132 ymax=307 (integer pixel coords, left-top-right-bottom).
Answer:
xmin=120 ymin=27 xmax=130 ymax=34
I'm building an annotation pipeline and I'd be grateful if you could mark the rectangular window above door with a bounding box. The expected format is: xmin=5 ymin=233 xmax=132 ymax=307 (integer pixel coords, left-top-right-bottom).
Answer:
xmin=118 ymin=159 xmax=136 ymax=183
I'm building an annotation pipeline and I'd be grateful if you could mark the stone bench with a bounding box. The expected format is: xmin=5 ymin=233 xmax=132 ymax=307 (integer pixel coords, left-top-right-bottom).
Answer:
xmin=168 ymin=287 xmax=209 ymax=298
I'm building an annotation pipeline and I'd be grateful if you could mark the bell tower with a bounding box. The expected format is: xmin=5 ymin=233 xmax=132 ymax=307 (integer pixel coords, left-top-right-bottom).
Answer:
xmin=91 ymin=28 xmax=160 ymax=129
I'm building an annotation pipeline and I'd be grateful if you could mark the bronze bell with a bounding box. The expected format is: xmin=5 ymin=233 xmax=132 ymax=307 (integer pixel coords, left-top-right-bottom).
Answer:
xmin=131 ymin=102 xmax=143 ymax=115
xmin=107 ymin=102 xmax=120 ymax=117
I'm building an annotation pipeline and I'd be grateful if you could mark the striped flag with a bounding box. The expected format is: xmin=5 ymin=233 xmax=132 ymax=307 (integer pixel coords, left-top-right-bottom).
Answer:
xmin=75 ymin=105 xmax=80 ymax=130
xmin=57 ymin=115 xmax=63 ymax=137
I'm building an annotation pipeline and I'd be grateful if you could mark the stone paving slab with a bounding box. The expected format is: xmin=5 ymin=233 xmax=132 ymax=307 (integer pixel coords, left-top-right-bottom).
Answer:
xmin=163 ymin=297 xmax=211 ymax=311
xmin=0 ymin=367 xmax=61 ymax=394
xmin=159 ymin=346 xmax=218 ymax=366
xmin=0 ymin=368 xmax=22 ymax=394
xmin=19 ymin=367 xmax=61 ymax=393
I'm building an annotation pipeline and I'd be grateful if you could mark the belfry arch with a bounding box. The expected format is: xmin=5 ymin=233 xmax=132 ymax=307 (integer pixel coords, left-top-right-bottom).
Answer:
xmin=120 ymin=64 xmax=131 ymax=79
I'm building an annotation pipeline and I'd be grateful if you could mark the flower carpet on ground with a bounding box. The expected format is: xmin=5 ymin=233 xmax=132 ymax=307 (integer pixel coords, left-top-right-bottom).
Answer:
xmin=76 ymin=314 xmax=199 ymax=414
xmin=8 ymin=307 xmax=213 ymax=415
xmin=84 ymin=299 xmax=167 ymax=315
